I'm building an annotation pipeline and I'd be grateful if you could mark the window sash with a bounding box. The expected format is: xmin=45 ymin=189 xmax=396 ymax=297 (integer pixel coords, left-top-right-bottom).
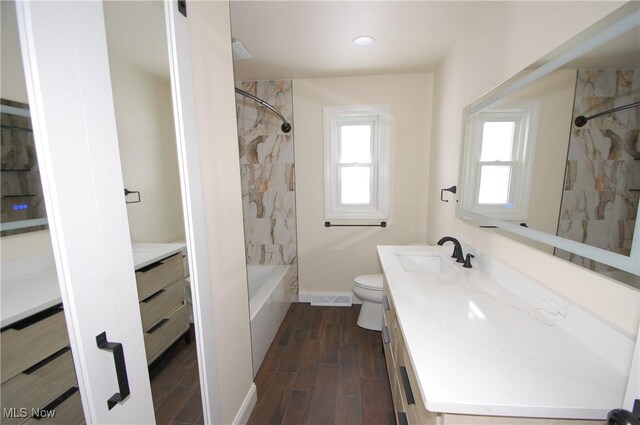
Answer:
xmin=338 ymin=164 xmax=375 ymax=205
xmin=324 ymin=105 xmax=389 ymax=220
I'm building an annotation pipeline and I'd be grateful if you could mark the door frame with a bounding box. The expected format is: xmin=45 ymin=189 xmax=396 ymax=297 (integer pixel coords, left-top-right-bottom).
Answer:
xmin=164 ymin=1 xmax=223 ymax=423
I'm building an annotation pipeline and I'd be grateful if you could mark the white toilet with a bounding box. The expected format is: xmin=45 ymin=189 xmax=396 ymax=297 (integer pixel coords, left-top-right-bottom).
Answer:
xmin=352 ymin=274 xmax=383 ymax=331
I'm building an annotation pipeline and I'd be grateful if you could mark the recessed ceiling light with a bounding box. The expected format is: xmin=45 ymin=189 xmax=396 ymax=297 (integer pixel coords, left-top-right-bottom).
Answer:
xmin=352 ymin=35 xmax=376 ymax=47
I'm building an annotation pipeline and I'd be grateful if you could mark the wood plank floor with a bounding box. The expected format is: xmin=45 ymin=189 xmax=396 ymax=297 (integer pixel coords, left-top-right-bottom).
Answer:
xmin=248 ymin=303 xmax=395 ymax=425
xmin=149 ymin=327 xmax=203 ymax=425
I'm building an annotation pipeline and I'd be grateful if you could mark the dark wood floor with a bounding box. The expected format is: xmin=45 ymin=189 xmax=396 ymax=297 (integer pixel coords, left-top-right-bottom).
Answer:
xmin=149 ymin=327 xmax=203 ymax=425
xmin=146 ymin=304 xmax=395 ymax=425
xmin=248 ymin=303 xmax=395 ymax=425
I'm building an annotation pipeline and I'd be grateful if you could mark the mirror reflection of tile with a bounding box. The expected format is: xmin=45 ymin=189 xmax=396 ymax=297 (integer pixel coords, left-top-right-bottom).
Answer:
xmin=555 ymin=69 xmax=640 ymax=271
xmin=0 ymin=99 xmax=48 ymax=236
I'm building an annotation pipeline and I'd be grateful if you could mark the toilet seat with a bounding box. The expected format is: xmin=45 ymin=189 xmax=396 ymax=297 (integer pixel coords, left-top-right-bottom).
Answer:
xmin=354 ymin=274 xmax=383 ymax=291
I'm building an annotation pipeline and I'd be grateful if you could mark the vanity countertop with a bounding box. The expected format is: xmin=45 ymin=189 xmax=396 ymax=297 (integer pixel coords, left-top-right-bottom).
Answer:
xmin=1 ymin=242 xmax=185 ymax=327
xmin=378 ymin=244 xmax=632 ymax=420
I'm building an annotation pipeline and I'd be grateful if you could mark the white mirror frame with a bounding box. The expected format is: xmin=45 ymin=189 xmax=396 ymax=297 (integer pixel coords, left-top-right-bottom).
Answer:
xmin=458 ymin=3 xmax=640 ymax=277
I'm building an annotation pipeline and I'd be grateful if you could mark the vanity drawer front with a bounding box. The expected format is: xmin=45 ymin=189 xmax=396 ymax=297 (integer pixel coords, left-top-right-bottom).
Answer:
xmin=24 ymin=389 xmax=85 ymax=425
xmin=400 ymin=343 xmax=438 ymax=425
xmin=1 ymin=309 xmax=70 ymax=384
xmin=136 ymin=253 xmax=183 ymax=301
xmin=139 ymin=279 xmax=185 ymax=332
xmin=1 ymin=349 xmax=76 ymax=425
xmin=144 ymin=304 xmax=188 ymax=362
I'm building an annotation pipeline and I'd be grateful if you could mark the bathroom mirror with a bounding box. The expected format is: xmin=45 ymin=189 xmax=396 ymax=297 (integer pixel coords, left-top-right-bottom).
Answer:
xmin=458 ymin=2 xmax=640 ymax=287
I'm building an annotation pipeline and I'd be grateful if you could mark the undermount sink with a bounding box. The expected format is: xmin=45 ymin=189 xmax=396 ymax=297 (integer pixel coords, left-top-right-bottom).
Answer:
xmin=396 ymin=252 xmax=460 ymax=273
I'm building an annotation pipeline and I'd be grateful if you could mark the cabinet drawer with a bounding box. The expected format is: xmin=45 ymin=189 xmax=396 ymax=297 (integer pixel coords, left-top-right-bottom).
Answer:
xmin=1 ymin=308 xmax=70 ymax=384
xmin=24 ymin=389 xmax=84 ymax=425
xmin=144 ymin=304 xmax=189 ymax=363
xmin=401 ymin=344 xmax=439 ymax=425
xmin=1 ymin=349 xmax=77 ymax=425
xmin=139 ymin=279 xmax=185 ymax=332
xmin=136 ymin=253 xmax=183 ymax=301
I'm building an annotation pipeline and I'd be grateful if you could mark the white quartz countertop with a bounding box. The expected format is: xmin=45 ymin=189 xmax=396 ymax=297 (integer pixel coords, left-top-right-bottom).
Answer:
xmin=1 ymin=242 xmax=185 ymax=327
xmin=378 ymin=245 xmax=630 ymax=420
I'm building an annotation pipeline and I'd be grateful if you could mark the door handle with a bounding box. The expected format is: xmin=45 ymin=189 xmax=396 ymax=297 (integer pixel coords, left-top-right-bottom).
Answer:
xmin=96 ymin=332 xmax=131 ymax=410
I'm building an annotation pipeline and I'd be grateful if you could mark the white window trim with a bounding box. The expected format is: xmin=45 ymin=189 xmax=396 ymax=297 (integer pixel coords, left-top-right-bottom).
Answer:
xmin=463 ymin=100 xmax=540 ymax=221
xmin=324 ymin=104 xmax=390 ymax=220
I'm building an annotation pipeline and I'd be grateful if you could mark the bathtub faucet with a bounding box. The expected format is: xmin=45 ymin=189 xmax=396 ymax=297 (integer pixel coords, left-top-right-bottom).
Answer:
xmin=436 ymin=236 xmax=465 ymax=263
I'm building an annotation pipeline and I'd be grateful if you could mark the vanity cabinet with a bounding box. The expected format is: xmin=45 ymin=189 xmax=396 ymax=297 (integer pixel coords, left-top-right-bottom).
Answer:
xmin=381 ymin=277 xmax=605 ymax=425
xmin=136 ymin=252 xmax=190 ymax=364
xmin=382 ymin=280 xmax=439 ymax=425
xmin=0 ymin=306 xmax=85 ymax=425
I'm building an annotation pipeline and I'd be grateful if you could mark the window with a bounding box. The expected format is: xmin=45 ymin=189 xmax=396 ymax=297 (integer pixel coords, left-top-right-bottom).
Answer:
xmin=463 ymin=101 xmax=540 ymax=220
xmin=324 ymin=105 xmax=389 ymax=220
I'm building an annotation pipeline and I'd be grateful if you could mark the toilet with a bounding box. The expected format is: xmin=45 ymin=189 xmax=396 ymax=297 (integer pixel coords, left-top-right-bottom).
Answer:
xmin=352 ymin=274 xmax=383 ymax=331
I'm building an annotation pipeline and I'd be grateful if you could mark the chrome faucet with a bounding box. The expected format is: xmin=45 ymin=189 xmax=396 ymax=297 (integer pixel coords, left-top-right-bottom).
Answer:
xmin=437 ymin=236 xmax=465 ymax=263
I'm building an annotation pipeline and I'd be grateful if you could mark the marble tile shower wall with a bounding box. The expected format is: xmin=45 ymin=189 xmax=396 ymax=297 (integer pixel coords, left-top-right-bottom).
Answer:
xmin=556 ymin=69 xmax=639 ymax=271
xmin=236 ymin=80 xmax=298 ymax=295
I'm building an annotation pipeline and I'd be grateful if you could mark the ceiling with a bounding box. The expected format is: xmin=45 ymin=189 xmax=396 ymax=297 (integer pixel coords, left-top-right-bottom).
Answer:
xmin=229 ymin=1 xmax=488 ymax=81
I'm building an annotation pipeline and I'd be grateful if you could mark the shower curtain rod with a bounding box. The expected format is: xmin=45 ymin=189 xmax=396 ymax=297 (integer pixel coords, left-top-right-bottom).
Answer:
xmin=234 ymin=87 xmax=292 ymax=133
xmin=574 ymin=101 xmax=640 ymax=127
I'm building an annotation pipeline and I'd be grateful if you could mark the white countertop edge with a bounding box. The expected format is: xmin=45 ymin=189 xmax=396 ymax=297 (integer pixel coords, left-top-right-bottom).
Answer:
xmin=0 ymin=299 xmax=62 ymax=328
xmin=423 ymin=398 xmax=608 ymax=420
xmin=132 ymin=243 xmax=186 ymax=269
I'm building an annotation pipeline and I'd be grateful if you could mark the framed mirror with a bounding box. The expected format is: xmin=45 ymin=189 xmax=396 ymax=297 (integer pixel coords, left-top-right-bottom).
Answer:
xmin=458 ymin=2 xmax=640 ymax=288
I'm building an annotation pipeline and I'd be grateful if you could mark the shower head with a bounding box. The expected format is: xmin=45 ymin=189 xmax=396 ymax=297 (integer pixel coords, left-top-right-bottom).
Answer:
xmin=281 ymin=122 xmax=292 ymax=133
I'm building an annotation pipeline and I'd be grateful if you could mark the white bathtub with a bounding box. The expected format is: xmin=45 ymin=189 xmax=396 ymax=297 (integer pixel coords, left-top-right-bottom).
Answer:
xmin=247 ymin=265 xmax=292 ymax=376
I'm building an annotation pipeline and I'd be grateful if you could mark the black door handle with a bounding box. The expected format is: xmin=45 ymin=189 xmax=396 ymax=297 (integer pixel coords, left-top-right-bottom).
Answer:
xmin=96 ymin=332 xmax=131 ymax=410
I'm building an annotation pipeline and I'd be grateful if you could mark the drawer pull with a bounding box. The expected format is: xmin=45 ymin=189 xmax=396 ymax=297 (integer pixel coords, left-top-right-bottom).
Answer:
xmin=137 ymin=260 xmax=165 ymax=273
xmin=398 ymin=412 xmax=408 ymax=425
xmin=96 ymin=332 xmax=130 ymax=410
xmin=141 ymin=288 xmax=166 ymax=303
xmin=383 ymin=295 xmax=390 ymax=311
xmin=34 ymin=387 xmax=79 ymax=419
xmin=399 ymin=366 xmax=415 ymax=405
xmin=23 ymin=346 xmax=70 ymax=374
xmin=382 ymin=326 xmax=391 ymax=344
xmin=137 ymin=253 xmax=179 ymax=273
xmin=1 ymin=304 xmax=63 ymax=331
xmin=147 ymin=318 xmax=170 ymax=334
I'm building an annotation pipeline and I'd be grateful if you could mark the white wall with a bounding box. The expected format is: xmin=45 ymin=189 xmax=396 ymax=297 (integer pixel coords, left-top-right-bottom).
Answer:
xmin=1 ymin=0 xmax=27 ymax=104
xmin=428 ymin=1 xmax=639 ymax=335
xmin=293 ymin=73 xmax=433 ymax=295
xmin=188 ymin=2 xmax=255 ymax=423
xmin=1 ymin=0 xmax=53 ymax=260
xmin=109 ymin=59 xmax=185 ymax=243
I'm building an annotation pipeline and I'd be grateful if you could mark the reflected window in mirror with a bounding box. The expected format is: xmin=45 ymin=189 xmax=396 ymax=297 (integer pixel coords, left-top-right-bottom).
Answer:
xmin=0 ymin=99 xmax=48 ymax=236
xmin=463 ymin=101 xmax=540 ymax=221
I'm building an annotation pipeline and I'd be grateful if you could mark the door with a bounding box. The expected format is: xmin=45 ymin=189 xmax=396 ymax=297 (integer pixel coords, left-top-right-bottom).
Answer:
xmin=14 ymin=1 xmax=217 ymax=423
xmin=15 ymin=1 xmax=154 ymax=423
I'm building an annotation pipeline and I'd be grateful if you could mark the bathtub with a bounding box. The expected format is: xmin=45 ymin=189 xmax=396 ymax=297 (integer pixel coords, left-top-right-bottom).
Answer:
xmin=247 ymin=265 xmax=292 ymax=376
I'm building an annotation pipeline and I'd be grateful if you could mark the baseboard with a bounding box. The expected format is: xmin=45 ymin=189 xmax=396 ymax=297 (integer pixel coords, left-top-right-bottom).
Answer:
xmin=233 ymin=383 xmax=257 ymax=425
xmin=298 ymin=291 xmax=361 ymax=305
